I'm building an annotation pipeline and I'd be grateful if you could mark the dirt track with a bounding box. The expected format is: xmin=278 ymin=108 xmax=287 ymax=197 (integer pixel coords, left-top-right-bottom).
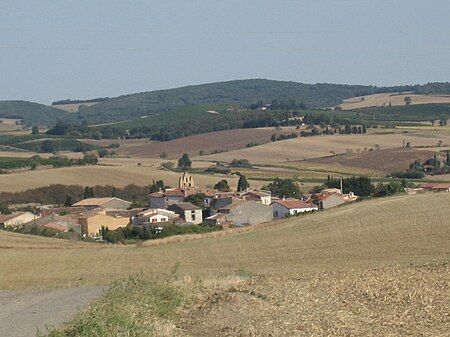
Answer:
xmin=0 ymin=287 xmax=105 ymax=337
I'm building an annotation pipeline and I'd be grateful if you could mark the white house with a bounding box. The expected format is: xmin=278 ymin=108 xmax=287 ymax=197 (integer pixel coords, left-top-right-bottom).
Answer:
xmin=132 ymin=209 xmax=177 ymax=226
xmin=0 ymin=212 xmax=37 ymax=229
xmin=272 ymin=199 xmax=318 ymax=218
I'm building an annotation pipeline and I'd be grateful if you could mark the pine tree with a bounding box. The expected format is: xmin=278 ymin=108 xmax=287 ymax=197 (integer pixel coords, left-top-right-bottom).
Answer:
xmin=237 ymin=175 xmax=250 ymax=191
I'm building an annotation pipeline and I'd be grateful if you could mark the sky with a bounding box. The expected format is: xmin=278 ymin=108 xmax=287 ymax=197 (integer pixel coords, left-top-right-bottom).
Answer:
xmin=1 ymin=0 xmax=449 ymax=103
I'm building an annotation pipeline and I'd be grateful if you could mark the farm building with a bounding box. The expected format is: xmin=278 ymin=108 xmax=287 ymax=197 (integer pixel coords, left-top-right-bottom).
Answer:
xmin=132 ymin=209 xmax=179 ymax=226
xmin=168 ymin=202 xmax=203 ymax=225
xmin=76 ymin=210 xmax=131 ymax=237
xmin=272 ymin=199 xmax=318 ymax=218
xmin=418 ymin=183 xmax=450 ymax=192
xmin=0 ymin=212 xmax=36 ymax=229
xmin=206 ymin=201 xmax=273 ymax=227
xmin=73 ymin=197 xmax=131 ymax=210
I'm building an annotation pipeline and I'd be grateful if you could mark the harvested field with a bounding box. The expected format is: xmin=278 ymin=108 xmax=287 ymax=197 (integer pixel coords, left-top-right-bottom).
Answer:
xmin=1 ymin=192 xmax=449 ymax=290
xmin=109 ymin=128 xmax=298 ymax=159
xmin=340 ymin=92 xmax=450 ymax=110
xmin=181 ymin=264 xmax=449 ymax=336
xmin=0 ymin=118 xmax=22 ymax=132
xmin=50 ymin=102 xmax=99 ymax=113
xmin=200 ymin=132 xmax=450 ymax=164
xmin=299 ymin=148 xmax=435 ymax=176
xmin=0 ymin=164 xmax=253 ymax=193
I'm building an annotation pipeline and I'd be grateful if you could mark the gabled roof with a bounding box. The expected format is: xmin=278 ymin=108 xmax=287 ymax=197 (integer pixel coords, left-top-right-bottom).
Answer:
xmin=168 ymin=202 xmax=201 ymax=211
xmin=273 ymin=199 xmax=317 ymax=210
xmin=149 ymin=188 xmax=185 ymax=198
xmin=73 ymin=197 xmax=130 ymax=207
xmin=0 ymin=212 xmax=27 ymax=223
xmin=419 ymin=183 xmax=450 ymax=190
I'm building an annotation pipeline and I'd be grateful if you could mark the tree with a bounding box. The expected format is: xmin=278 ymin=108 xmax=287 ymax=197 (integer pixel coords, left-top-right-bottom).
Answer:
xmin=83 ymin=186 xmax=94 ymax=199
xmin=237 ymin=175 xmax=250 ymax=191
xmin=214 ymin=179 xmax=230 ymax=192
xmin=178 ymin=153 xmax=192 ymax=169
xmin=150 ymin=180 xmax=165 ymax=193
xmin=267 ymin=178 xmax=300 ymax=198
xmin=64 ymin=195 xmax=73 ymax=207
xmin=184 ymin=193 xmax=206 ymax=208
xmin=31 ymin=125 xmax=39 ymax=135
xmin=230 ymin=159 xmax=252 ymax=168
xmin=41 ymin=140 xmax=55 ymax=153
xmin=97 ymin=149 xmax=109 ymax=158
xmin=404 ymin=96 xmax=412 ymax=106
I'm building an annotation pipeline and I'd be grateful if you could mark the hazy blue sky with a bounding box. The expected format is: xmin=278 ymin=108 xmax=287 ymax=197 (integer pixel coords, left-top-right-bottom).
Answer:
xmin=1 ymin=0 xmax=449 ymax=103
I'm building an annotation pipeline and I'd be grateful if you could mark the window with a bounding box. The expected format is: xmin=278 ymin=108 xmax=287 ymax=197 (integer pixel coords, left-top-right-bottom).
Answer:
xmin=191 ymin=211 xmax=196 ymax=221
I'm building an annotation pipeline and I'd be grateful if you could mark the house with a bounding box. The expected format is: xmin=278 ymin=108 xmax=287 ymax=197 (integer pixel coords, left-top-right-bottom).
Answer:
xmin=0 ymin=212 xmax=36 ymax=229
xmin=23 ymin=213 xmax=80 ymax=233
xmin=149 ymin=188 xmax=186 ymax=209
xmin=238 ymin=189 xmax=272 ymax=205
xmin=418 ymin=183 xmax=450 ymax=192
xmin=73 ymin=197 xmax=131 ymax=210
xmin=76 ymin=209 xmax=130 ymax=237
xmin=132 ymin=209 xmax=179 ymax=226
xmin=272 ymin=199 xmax=318 ymax=218
xmin=167 ymin=202 xmax=203 ymax=225
xmin=205 ymin=201 xmax=273 ymax=227
xmin=317 ymin=193 xmax=346 ymax=210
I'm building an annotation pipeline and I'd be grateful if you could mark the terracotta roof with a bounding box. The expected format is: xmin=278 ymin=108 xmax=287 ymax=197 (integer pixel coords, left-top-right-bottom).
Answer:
xmin=273 ymin=199 xmax=317 ymax=210
xmin=419 ymin=183 xmax=450 ymax=189
xmin=0 ymin=212 xmax=26 ymax=223
xmin=149 ymin=188 xmax=185 ymax=198
xmin=73 ymin=197 xmax=130 ymax=207
xmin=43 ymin=222 xmax=67 ymax=232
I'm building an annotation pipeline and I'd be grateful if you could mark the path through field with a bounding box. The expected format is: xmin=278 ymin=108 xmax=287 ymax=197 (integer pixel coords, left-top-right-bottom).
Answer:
xmin=0 ymin=287 xmax=105 ymax=337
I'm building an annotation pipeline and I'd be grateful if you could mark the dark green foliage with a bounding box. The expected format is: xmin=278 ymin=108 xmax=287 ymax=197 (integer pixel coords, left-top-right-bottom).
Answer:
xmin=83 ymin=186 xmax=95 ymax=199
xmin=178 ymin=153 xmax=192 ymax=169
xmin=51 ymin=97 xmax=109 ymax=105
xmin=237 ymin=175 xmax=250 ymax=191
xmin=326 ymin=176 xmax=374 ymax=197
xmin=0 ymin=155 xmax=97 ymax=170
xmin=214 ymin=179 xmax=230 ymax=192
xmin=31 ymin=125 xmax=39 ymax=134
xmin=267 ymin=178 xmax=300 ymax=198
xmin=64 ymin=195 xmax=73 ymax=207
xmin=97 ymin=149 xmax=109 ymax=158
xmin=230 ymin=159 xmax=252 ymax=168
xmin=373 ymin=182 xmax=404 ymax=198
xmin=184 ymin=193 xmax=207 ymax=209
xmin=0 ymin=101 xmax=69 ymax=127
xmin=391 ymin=170 xmax=425 ymax=179
xmin=149 ymin=180 xmax=165 ymax=193
xmin=102 ymin=224 xmax=219 ymax=244
xmin=0 ymin=202 xmax=11 ymax=214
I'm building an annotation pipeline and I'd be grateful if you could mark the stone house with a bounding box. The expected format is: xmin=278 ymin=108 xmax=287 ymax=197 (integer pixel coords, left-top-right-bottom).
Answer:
xmin=205 ymin=201 xmax=273 ymax=227
xmin=76 ymin=209 xmax=130 ymax=237
xmin=0 ymin=212 xmax=37 ymax=229
xmin=168 ymin=202 xmax=203 ymax=225
xmin=272 ymin=199 xmax=318 ymax=218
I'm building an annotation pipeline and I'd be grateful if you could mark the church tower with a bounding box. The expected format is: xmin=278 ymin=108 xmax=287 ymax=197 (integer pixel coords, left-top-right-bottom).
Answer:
xmin=179 ymin=172 xmax=194 ymax=189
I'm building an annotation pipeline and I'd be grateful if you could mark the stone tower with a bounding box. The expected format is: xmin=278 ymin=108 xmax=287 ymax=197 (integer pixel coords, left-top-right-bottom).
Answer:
xmin=179 ymin=172 xmax=195 ymax=189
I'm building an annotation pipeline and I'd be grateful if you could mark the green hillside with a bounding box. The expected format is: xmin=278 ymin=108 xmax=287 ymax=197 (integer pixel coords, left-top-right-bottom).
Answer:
xmin=0 ymin=101 xmax=69 ymax=127
xmin=73 ymin=80 xmax=450 ymax=124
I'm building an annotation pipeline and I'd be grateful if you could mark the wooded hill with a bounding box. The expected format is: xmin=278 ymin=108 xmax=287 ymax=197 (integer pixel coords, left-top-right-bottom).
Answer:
xmin=1 ymin=79 xmax=450 ymax=127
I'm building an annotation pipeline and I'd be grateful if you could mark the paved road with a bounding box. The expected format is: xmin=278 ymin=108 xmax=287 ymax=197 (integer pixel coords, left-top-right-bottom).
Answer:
xmin=0 ymin=287 xmax=105 ymax=337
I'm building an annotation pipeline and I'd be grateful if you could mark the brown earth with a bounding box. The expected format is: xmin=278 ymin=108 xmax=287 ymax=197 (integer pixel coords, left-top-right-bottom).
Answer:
xmin=95 ymin=128 xmax=298 ymax=159
xmin=304 ymin=147 xmax=434 ymax=175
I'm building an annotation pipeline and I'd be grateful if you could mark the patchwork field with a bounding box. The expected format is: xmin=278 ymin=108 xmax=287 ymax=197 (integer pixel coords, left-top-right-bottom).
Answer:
xmin=340 ymin=92 xmax=450 ymax=110
xmin=95 ymin=128 xmax=298 ymax=159
xmin=50 ymin=102 xmax=99 ymax=113
xmin=199 ymin=131 xmax=450 ymax=164
xmin=299 ymin=148 xmax=435 ymax=176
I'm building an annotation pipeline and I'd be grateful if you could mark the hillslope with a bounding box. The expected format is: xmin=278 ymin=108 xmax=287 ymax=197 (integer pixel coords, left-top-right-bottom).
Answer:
xmin=3 ymin=80 xmax=450 ymax=127
xmin=1 ymin=192 xmax=449 ymax=290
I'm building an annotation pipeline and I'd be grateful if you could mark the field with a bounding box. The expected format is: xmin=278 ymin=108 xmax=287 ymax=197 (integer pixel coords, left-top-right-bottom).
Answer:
xmin=0 ymin=163 xmax=259 ymax=193
xmin=198 ymin=131 xmax=450 ymax=164
xmin=1 ymin=193 xmax=449 ymax=335
xmin=107 ymin=128 xmax=298 ymax=159
xmin=50 ymin=102 xmax=99 ymax=113
xmin=341 ymin=92 xmax=450 ymax=110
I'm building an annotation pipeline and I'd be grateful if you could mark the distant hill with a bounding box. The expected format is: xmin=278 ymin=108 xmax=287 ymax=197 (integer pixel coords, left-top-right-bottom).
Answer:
xmin=2 ymin=79 xmax=450 ymax=127
xmin=77 ymin=79 xmax=450 ymax=124
xmin=0 ymin=101 xmax=69 ymax=127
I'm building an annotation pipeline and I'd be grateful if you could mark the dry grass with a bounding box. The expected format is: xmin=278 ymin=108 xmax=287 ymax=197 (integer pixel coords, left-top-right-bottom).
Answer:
xmin=340 ymin=92 xmax=450 ymax=110
xmin=0 ymin=164 xmax=259 ymax=192
xmin=50 ymin=102 xmax=99 ymax=113
xmin=200 ymin=132 xmax=450 ymax=164
xmin=180 ymin=263 xmax=449 ymax=336
xmin=1 ymin=192 xmax=449 ymax=291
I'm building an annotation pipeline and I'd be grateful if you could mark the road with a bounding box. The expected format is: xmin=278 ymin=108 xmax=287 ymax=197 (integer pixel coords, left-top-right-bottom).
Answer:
xmin=0 ymin=287 xmax=105 ymax=337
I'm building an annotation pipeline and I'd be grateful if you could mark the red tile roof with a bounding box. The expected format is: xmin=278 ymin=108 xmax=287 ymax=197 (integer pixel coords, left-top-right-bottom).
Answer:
xmin=273 ymin=199 xmax=317 ymax=209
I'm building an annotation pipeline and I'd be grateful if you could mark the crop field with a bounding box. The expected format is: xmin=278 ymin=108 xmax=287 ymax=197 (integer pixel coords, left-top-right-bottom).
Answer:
xmin=199 ymin=131 xmax=450 ymax=164
xmin=50 ymin=102 xmax=99 ymax=113
xmin=341 ymin=92 xmax=450 ymax=110
xmin=299 ymin=148 xmax=435 ymax=176
xmin=0 ymin=163 xmax=254 ymax=193
xmin=112 ymin=128 xmax=298 ymax=158
xmin=2 ymin=193 xmax=450 ymax=335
